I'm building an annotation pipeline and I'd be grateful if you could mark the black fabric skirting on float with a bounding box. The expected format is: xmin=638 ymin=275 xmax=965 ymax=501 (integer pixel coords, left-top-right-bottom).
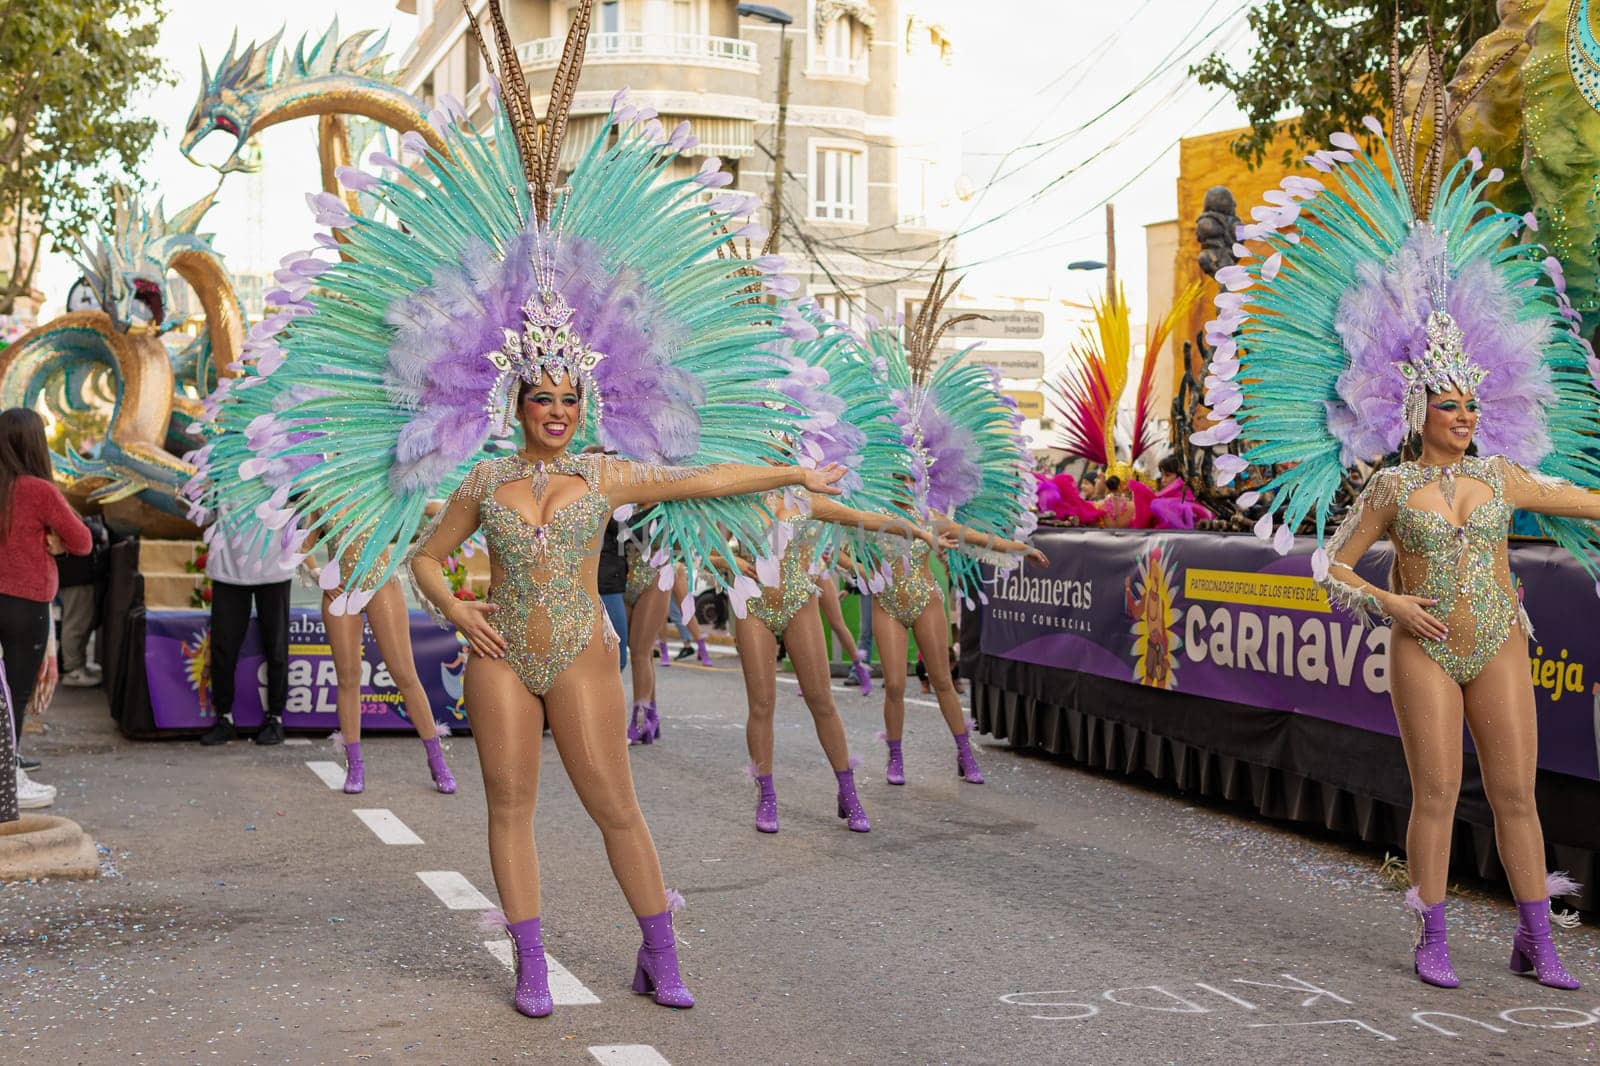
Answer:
xmin=962 ymin=614 xmax=1600 ymax=914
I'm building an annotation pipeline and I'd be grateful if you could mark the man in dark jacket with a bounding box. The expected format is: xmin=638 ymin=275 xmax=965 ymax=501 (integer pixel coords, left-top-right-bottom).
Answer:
xmin=56 ymin=515 xmax=108 ymax=688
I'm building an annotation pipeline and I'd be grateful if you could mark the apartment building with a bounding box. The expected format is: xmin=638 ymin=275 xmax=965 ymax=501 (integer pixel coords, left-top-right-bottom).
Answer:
xmin=395 ymin=0 xmax=962 ymax=321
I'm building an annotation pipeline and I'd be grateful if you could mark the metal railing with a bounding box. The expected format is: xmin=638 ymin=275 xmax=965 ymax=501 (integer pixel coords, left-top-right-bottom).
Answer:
xmin=516 ymin=33 xmax=757 ymax=69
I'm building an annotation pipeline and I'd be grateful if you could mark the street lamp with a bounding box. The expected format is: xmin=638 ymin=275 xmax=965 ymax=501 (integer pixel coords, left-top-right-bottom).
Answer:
xmin=737 ymin=3 xmax=794 ymax=252
xmin=1066 ymin=260 xmax=1106 ymax=272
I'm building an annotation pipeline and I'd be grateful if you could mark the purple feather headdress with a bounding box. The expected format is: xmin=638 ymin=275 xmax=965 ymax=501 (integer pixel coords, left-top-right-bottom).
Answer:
xmin=770 ymin=352 xmax=866 ymax=495
xmin=1328 ymin=225 xmax=1553 ymax=465
xmin=382 ymin=223 xmax=704 ymax=494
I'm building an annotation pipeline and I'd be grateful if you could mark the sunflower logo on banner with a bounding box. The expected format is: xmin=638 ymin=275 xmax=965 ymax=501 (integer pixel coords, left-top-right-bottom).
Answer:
xmin=182 ymin=627 xmax=213 ymax=715
xmin=1126 ymin=546 xmax=1181 ymax=690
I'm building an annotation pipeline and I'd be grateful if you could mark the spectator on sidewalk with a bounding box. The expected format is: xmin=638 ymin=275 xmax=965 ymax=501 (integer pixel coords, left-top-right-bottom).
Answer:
xmin=57 ymin=514 xmax=109 ymax=687
xmin=200 ymin=514 xmax=296 ymax=746
xmin=0 ymin=407 xmax=91 ymax=809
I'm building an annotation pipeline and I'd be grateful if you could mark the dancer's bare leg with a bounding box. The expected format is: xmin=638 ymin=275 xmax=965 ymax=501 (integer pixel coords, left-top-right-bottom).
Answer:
xmin=1462 ymin=633 xmax=1548 ymax=902
xmin=784 ymin=600 xmax=852 ymax=770
xmin=544 ymin=632 xmax=669 ymax=916
xmin=671 ymin=566 xmax=704 ymax=642
xmin=627 ymin=584 xmax=671 ymax=705
xmin=323 ymin=591 xmax=369 ymax=744
xmin=1389 ymin=634 xmax=1465 ymax=906
xmin=363 ymin=579 xmax=439 ymax=740
xmin=910 ymin=601 xmax=967 ymax=736
xmin=816 ymin=575 xmax=860 ymax=662
xmin=735 ymin=613 xmax=779 ymax=774
xmin=466 ymin=655 xmax=545 ymax=922
xmin=874 ymin=602 xmax=910 ymax=740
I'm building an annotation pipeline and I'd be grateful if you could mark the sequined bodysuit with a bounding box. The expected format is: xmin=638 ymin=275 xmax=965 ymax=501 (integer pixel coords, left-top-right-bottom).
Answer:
xmin=1323 ymin=456 xmax=1528 ymax=684
xmin=623 ymin=549 xmax=659 ymax=608
xmin=745 ymin=512 xmax=824 ymax=638
xmin=877 ymin=537 xmax=939 ymax=628
xmin=443 ymin=454 xmax=619 ymax=697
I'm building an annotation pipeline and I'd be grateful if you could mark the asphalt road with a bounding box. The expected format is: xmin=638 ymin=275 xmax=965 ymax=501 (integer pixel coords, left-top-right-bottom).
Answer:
xmin=5 ymin=654 xmax=1600 ymax=1065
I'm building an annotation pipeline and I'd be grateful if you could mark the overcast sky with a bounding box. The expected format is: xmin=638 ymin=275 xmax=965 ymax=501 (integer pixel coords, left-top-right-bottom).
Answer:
xmin=33 ymin=0 xmax=1258 ymax=320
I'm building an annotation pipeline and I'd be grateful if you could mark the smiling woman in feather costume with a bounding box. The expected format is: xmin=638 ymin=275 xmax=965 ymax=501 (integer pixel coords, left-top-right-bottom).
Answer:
xmin=1201 ymin=35 xmax=1600 ymax=991
xmin=192 ymin=1 xmax=867 ymax=1019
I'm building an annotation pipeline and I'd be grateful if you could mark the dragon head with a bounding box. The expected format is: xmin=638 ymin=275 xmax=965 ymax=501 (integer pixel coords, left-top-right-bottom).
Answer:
xmin=181 ymin=21 xmax=392 ymax=174
xmin=78 ymin=188 xmax=221 ymax=334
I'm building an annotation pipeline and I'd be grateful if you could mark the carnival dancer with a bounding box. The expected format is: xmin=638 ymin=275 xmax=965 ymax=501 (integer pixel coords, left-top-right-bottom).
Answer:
xmin=858 ymin=270 xmax=1043 ymax=787
xmin=1200 ymin=39 xmax=1599 ymax=991
xmin=310 ymin=528 xmax=456 ymax=795
xmin=621 ymin=540 xmax=672 ymax=744
xmin=727 ymin=300 xmax=934 ymax=834
xmin=193 ymin=1 xmax=851 ymax=1017
xmin=814 ymin=567 xmax=873 ymax=694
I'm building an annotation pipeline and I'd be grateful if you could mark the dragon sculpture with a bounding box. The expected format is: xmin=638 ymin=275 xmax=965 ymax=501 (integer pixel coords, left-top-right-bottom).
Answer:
xmin=0 ymin=190 xmax=246 ymax=537
xmin=180 ymin=20 xmax=446 ymax=214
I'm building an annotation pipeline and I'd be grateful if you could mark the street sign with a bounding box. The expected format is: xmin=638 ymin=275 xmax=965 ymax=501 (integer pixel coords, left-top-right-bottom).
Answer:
xmin=1006 ymin=389 xmax=1044 ymax=419
xmin=930 ymin=348 xmax=1044 ymax=379
xmin=903 ymin=300 xmax=1045 ymax=341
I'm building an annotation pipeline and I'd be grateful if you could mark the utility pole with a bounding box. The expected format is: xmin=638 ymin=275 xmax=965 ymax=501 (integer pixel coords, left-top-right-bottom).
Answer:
xmin=1105 ymin=201 xmax=1117 ymax=305
xmin=769 ymin=29 xmax=792 ymax=253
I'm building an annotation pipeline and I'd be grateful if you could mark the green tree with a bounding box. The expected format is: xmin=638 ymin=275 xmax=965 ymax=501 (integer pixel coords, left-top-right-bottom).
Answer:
xmin=1191 ymin=0 xmax=1498 ymax=168
xmin=0 ymin=0 xmax=170 ymax=314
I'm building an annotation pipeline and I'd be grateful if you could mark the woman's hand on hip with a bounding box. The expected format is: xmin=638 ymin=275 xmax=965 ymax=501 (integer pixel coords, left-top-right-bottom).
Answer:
xmin=450 ymin=601 xmax=508 ymax=659
xmin=1383 ymin=593 xmax=1448 ymax=641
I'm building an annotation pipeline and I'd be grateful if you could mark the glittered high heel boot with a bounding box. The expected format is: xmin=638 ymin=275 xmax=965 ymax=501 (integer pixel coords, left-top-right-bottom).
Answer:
xmin=505 ymin=916 xmax=553 ymax=1017
xmin=627 ymin=701 xmax=658 ymax=745
xmin=657 ymin=639 xmax=672 ymax=666
xmin=879 ymin=732 xmax=905 ymax=785
xmin=835 ymin=764 xmax=870 ymax=832
xmin=422 ymin=736 xmax=456 ymax=793
xmin=633 ymin=902 xmax=694 ymax=1008
xmin=749 ymin=764 xmax=778 ymax=833
xmin=954 ymin=731 xmax=985 ymax=784
xmin=1510 ymin=874 xmax=1582 ymax=990
xmin=334 ymin=734 xmax=364 ymax=794
xmin=1405 ymin=888 xmax=1459 ymax=988
xmin=852 ymin=650 xmax=872 ymax=695
xmin=696 ymin=637 xmax=712 ymax=666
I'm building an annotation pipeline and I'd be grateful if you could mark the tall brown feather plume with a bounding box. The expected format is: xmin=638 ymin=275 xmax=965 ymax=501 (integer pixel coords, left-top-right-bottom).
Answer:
xmin=538 ymin=0 xmax=593 ymax=220
xmin=906 ymin=263 xmax=987 ymax=390
xmin=1384 ymin=19 xmax=1518 ymax=221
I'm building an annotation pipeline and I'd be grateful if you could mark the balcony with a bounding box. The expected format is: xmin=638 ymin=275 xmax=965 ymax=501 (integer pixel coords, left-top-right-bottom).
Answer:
xmin=516 ymin=33 xmax=759 ymax=73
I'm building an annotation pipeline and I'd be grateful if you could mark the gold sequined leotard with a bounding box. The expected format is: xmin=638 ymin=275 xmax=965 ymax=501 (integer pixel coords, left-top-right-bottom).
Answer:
xmin=623 ymin=548 xmax=659 ymax=608
xmin=877 ymin=537 xmax=939 ymax=628
xmin=1323 ymin=456 xmax=1528 ymax=684
xmin=745 ymin=513 xmax=824 ymax=638
xmin=441 ymin=453 xmax=619 ymax=696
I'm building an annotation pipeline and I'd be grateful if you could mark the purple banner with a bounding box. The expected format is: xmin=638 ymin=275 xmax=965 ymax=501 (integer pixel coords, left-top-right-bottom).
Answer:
xmin=144 ymin=608 xmax=468 ymax=732
xmin=982 ymin=529 xmax=1600 ymax=782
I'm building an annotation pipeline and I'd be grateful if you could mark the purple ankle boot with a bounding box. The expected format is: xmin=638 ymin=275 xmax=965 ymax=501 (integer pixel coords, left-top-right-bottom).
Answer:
xmin=954 ymin=732 xmax=984 ymax=784
xmin=422 ymin=737 xmax=456 ymax=794
xmin=750 ymin=766 xmax=778 ymax=833
xmin=696 ymin=637 xmax=712 ymax=666
xmin=1511 ymin=873 xmax=1582 ymax=990
xmin=1405 ymin=888 xmax=1459 ymax=988
xmin=627 ymin=701 xmax=658 ymax=745
xmin=835 ymin=765 xmax=870 ymax=832
xmin=341 ymin=739 xmax=365 ymax=794
xmin=633 ymin=905 xmax=694 ymax=1008
xmin=505 ymin=916 xmax=553 ymax=1017
xmin=852 ymin=650 xmax=872 ymax=695
xmin=657 ymin=639 xmax=672 ymax=667
xmin=880 ymin=733 xmax=905 ymax=786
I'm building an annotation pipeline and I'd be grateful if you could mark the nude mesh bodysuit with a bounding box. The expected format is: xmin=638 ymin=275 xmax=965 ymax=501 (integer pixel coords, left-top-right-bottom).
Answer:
xmin=1323 ymin=455 xmax=1536 ymax=684
xmin=876 ymin=536 xmax=939 ymax=628
xmin=435 ymin=453 xmax=619 ymax=697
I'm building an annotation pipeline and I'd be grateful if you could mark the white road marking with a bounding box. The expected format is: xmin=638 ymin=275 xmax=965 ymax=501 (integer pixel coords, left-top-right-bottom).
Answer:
xmin=775 ymin=675 xmax=940 ymax=709
xmin=484 ymin=940 xmax=603 ymax=1005
xmin=283 ymin=737 xmax=312 ymax=746
xmin=353 ymin=808 xmax=423 ymax=845
xmin=306 ymin=761 xmax=345 ymax=789
xmin=588 ymin=1047 xmax=672 ymax=1066
xmin=416 ymin=870 xmax=494 ymax=910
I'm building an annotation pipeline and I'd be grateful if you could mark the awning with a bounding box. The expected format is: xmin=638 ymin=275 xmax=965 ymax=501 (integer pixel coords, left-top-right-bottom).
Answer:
xmin=556 ymin=114 xmax=755 ymax=169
